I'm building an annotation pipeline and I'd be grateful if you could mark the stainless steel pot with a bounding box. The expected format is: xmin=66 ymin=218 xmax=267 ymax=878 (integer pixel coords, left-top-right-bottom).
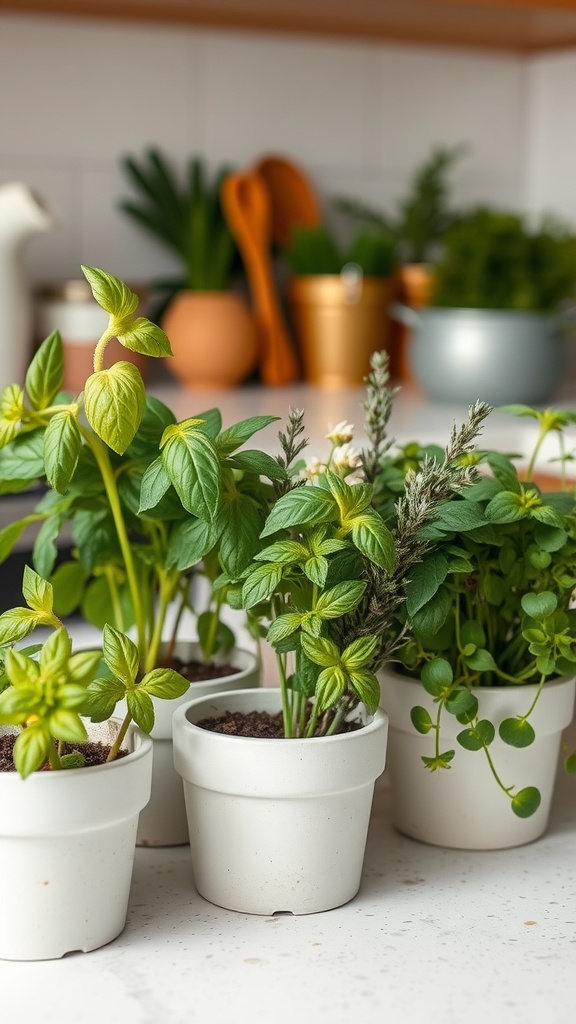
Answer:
xmin=392 ymin=305 xmax=567 ymax=406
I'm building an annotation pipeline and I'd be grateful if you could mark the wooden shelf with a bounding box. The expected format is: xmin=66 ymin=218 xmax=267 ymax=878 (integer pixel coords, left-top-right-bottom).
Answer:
xmin=2 ymin=0 xmax=576 ymax=52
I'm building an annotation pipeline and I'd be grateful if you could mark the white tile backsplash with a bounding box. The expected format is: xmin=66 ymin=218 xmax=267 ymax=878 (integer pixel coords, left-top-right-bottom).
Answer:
xmin=0 ymin=11 xmax=574 ymax=288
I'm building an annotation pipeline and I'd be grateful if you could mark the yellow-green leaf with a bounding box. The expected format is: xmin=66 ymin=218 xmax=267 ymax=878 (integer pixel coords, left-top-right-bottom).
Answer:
xmin=84 ymin=362 xmax=146 ymax=454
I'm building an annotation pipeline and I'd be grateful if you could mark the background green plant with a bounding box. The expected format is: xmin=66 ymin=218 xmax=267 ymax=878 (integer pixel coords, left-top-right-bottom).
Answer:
xmin=431 ymin=207 xmax=576 ymax=310
xmin=119 ymin=148 xmax=239 ymax=315
xmin=334 ymin=143 xmax=466 ymax=264
xmin=283 ymin=223 xmax=397 ymax=277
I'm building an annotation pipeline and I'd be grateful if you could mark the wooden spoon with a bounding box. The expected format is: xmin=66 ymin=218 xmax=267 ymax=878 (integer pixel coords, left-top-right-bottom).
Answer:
xmin=254 ymin=154 xmax=321 ymax=248
xmin=221 ymin=171 xmax=299 ymax=386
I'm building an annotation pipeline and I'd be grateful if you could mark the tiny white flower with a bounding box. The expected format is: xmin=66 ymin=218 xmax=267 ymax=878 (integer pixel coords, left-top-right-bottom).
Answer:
xmin=325 ymin=420 xmax=354 ymax=445
xmin=301 ymin=456 xmax=327 ymax=481
xmin=332 ymin=443 xmax=362 ymax=473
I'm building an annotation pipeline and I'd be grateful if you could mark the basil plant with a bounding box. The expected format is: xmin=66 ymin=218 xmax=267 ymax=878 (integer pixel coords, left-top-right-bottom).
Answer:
xmin=0 ymin=267 xmax=281 ymax=678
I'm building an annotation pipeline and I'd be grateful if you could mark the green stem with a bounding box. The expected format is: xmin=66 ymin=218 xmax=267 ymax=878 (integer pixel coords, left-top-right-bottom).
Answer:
xmin=305 ymin=700 xmax=320 ymax=737
xmin=83 ymin=430 xmax=147 ymax=664
xmin=92 ymin=329 xmax=116 ymax=374
xmin=481 ymin=741 xmax=514 ymax=797
xmin=519 ymin=673 xmax=546 ymax=720
xmin=203 ymin=590 xmax=223 ymax=665
xmin=525 ymin=422 xmax=549 ymax=481
xmin=106 ymin=710 xmax=133 ymax=762
xmin=48 ymin=740 xmax=62 ymax=770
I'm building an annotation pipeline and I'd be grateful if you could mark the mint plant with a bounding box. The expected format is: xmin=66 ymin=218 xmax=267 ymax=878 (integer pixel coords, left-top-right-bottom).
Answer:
xmin=0 ymin=266 xmax=280 ymax=678
xmin=223 ymin=354 xmax=490 ymax=738
xmin=0 ymin=566 xmax=189 ymax=777
xmin=382 ymin=403 xmax=576 ymax=817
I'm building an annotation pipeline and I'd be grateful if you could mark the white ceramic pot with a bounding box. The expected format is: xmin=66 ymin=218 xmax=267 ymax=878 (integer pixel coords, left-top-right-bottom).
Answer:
xmin=379 ymin=668 xmax=576 ymax=849
xmin=0 ymin=719 xmax=152 ymax=961
xmin=173 ymin=687 xmax=388 ymax=915
xmin=134 ymin=644 xmax=260 ymax=847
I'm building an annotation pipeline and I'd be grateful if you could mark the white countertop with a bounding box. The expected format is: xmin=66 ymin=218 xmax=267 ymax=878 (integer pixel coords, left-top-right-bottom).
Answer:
xmin=2 ymin=724 xmax=575 ymax=1024
xmin=2 ymin=380 xmax=576 ymax=1022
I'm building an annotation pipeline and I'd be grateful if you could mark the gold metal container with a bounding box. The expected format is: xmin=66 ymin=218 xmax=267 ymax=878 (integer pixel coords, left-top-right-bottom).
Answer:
xmin=287 ymin=273 xmax=393 ymax=388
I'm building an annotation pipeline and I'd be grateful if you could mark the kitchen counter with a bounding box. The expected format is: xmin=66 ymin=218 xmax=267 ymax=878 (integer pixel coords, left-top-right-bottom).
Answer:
xmin=2 ymin=723 xmax=575 ymax=1024
xmin=1 ymin=380 xmax=576 ymax=1022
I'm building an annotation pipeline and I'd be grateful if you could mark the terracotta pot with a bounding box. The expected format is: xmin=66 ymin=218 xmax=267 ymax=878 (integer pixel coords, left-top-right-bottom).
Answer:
xmin=287 ymin=274 xmax=392 ymax=388
xmin=161 ymin=291 xmax=258 ymax=389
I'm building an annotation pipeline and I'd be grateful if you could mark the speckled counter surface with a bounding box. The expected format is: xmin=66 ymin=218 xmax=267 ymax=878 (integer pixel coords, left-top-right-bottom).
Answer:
xmin=3 ymin=737 xmax=575 ymax=1024
xmin=2 ymin=382 xmax=576 ymax=1023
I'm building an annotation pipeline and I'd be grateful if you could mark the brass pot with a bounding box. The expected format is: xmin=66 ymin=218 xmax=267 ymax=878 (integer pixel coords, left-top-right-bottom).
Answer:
xmin=288 ymin=274 xmax=393 ymax=388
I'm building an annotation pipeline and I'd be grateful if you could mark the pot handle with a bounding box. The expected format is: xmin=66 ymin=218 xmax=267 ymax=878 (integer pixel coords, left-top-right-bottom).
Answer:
xmin=390 ymin=302 xmax=421 ymax=328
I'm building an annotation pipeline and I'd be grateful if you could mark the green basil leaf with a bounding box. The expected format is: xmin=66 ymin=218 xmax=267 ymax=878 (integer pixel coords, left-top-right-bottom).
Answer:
xmin=25 ymin=330 xmax=64 ymax=409
xmin=139 ymin=668 xmax=189 ymax=699
xmin=261 ymin=487 xmax=337 ymax=537
xmin=405 ymin=553 xmax=449 ymax=617
xmin=216 ymin=415 xmax=279 ymax=456
xmin=102 ymin=624 xmax=139 ymax=687
xmin=82 ymin=265 xmax=139 ymax=318
xmin=118 ymin=316 xmax=172 ymax=357
xmin=161 ymin=420 xmax=221 ymax=521
xmin=84 ymin=362 xmax=146 ymax=454
xmin=43 ymin=411 xmax=82 ymax=493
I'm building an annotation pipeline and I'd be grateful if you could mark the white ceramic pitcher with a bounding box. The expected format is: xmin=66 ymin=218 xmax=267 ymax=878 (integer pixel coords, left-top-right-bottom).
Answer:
xmin=0 ymin=182 xmax=54 ymax=389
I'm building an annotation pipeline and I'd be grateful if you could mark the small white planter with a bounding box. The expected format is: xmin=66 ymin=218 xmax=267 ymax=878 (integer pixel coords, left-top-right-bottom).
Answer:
xmin=0 ymin=719 xmax=152 ymax=961
xmin=379 ymin=669 xmax=576 ymax=849
xmin=173 ymin=687 xmax=388 ymax=915
xmin=135 ymin=644 xmax=259 ymax=847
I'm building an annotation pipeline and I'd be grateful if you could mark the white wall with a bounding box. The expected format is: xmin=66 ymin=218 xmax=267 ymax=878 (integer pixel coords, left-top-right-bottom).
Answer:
xmin=0 ymin=12 xmax=563 ymax=289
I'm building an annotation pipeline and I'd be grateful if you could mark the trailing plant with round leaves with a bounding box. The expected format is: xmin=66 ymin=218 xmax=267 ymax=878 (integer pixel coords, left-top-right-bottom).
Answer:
xmin=383 ymin=403 xmax=576 ymax=817
xmin=0 ymin=566 xmax=189 ymax=777
xmin=0 ymin=267 xmax=281 ymax=676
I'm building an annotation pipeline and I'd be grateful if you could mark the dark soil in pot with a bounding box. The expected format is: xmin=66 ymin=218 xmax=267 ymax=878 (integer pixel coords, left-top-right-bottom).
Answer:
xmin=197 ymin=709 xmax=363 ymax=739
xmin=158 ymin=654 xmax=241 ymax=684
xmin=0 ymin=734 xmax=128 ymax=771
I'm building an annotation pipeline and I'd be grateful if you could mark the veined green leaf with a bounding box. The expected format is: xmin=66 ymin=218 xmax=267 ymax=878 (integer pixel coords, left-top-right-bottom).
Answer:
xmin=350 ymin=510 xmax=395 ymax=571
xmin=40 ymin=625 xmax=71 ymax=677
xmin=315 ymin=579 xmax=366 ymax=620
xmin=405 ymin=553 xmax=449 ymax=617
xmin=43 ymin=411 xmax=82 ymax=493
xmin=300 ymin=633 xmax=339 ymax=668
xmin=82 ymin=676 xmax=126 ymax=722
xmin=161 ymin=420 xmax=221 ymax=520
xmin=229 ymin=449 xmax=287 ymax=480
xmin=13 ymin=723 xmax=51 ymax=777
xmin=127 ymin=687 xmax=155 ymax=733
xmin=139 ymin=668 xmax=189 ymax=699
xmin=102 ymin=624 xmax=139 ymax=687
xmin=168 ymin=514 xmax=224 ymax=570
xmin=349 ymin=667 xmax=380 ymax=714
xmin=215 ymin=415 xmax=279 ymax=456
xmin=261 ymin=487 xmax=337 ymax=537
xmin=23 ymin=565 xmax=54 ymax=614
xmin=326 ymin=471 xmax=373 ymax=519
xmin=0 ymin=607 xmax=41 ymax=645
xmin=0 ymin=430 xmax=45 ymax=480
xmin=139 ymin=456 xmax=171 ymax=511
xmin=82 ymin=265 xmax=139 ymax=318
xmin=463 ymin=648 xmax=497 ymax=673
xmin=341 ymin=635 xmax=379 ymax=671
xmin=25 ymin=330 xmax=64 ymax=408
xmin=84 ymin=363 xmax=146 ymax=454
xmin=266 ymin=613 xmax=304 ymax=645
xmin=435 ymin=499 xmax=488 ymax=531
xmin=117 ymin=316 xmax=172 ymax=358
xmin=485 ymin=491 xmax=528 ymax=524
xmin=315 ymin=665 xmax=347 ymax=711
xmin=254 ymin=540 xmax=308 ymax=564
xmin=242 ymin=563 xmax=284 ymax=609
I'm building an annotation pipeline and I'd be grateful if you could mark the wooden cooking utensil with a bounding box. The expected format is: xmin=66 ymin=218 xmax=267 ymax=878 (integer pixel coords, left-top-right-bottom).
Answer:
xmin=254 ymin=154 xmax=321 ymax=249
xmin=221 ymin=171 xmax=299 ymax=386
